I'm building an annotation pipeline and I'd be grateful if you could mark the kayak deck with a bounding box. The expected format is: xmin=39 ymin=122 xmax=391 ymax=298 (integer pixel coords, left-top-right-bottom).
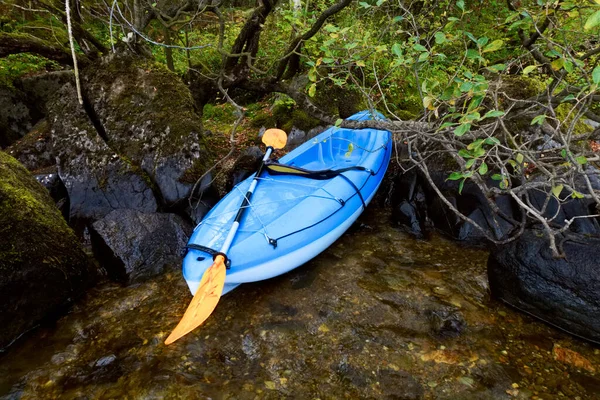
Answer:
xmin=183 ymin=112 xmax=391 ymax=295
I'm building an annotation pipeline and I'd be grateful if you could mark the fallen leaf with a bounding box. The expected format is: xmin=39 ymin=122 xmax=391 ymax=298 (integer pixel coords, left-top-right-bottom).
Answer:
xmin=553 ymin=344 xmax=596 ymax=373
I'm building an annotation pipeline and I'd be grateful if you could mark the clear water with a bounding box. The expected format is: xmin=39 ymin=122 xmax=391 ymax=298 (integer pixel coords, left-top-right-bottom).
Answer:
xmin=1 ymin=207 xmax=599 ymax=399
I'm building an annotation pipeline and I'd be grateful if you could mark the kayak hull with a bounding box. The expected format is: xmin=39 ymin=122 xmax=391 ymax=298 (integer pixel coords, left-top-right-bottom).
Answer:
xmin=183 ymin=111 xmax=392 ymax=295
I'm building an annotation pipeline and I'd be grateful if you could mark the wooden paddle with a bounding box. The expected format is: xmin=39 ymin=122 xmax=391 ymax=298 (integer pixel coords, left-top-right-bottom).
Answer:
xmin=165 ymin=128 xmax=287 ymax=345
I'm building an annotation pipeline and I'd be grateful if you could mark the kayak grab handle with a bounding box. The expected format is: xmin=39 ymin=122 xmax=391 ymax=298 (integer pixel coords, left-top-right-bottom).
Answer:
xmin=187 ymin=243 xmax=231 ymax=269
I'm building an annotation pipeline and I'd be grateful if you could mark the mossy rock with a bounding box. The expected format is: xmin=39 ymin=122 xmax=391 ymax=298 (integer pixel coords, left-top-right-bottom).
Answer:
xmin=80 ymin=51 xmax=212 ymax=205
xmin=0 ymin=151 xmax=92 ymax=350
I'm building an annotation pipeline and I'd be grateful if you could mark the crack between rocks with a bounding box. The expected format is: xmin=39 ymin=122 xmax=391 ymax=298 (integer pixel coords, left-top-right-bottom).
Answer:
xmin=79 ymin=86 xmax=166 ymax=210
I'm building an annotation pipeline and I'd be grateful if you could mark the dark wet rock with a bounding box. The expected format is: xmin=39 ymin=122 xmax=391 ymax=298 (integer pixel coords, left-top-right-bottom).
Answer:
xmin=19 ymin=71 xmax=73 ymax=115
xmin=488 ymin=229 xmax=600 ymax=344
xmin=527 ymin=188 xmax=600 ymax=235
xmin=227 ymin=146 xmax=263 ymax=191
xmin=49 ymin=83 xmax=158 ymax=221
xmin=0 ymin=151 xmax=92 ymax=350
xmin=34 ymin=166 xmax=70 ymax=220
xmin=377 ymin=369 xmax=424 ymax=400
xmin=389 ymin=168 xmax=521 ymax=243
xmin=286 ymin=127 xmax=306 ymax=150
xmin=90 ymin=209 xmax=192 ymax=283
xmin=80 ymin=51 xmax=210 ymax=207
xmin=427 ymin=309 xmax=466 ymax=338
xmin=0 ymin=84 xmax=35 ymax=148
xmin=6 ymin=120 xmax=54 ymax=172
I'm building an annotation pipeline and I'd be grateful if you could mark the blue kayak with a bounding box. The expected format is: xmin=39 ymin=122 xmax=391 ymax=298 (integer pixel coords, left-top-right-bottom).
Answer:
xmin=183 ymin=110 xmax=392 ymax=294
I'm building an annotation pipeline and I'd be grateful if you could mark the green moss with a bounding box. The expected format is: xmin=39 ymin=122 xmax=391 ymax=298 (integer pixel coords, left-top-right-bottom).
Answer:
xmin=555 ymin=103 xmax=593 ymax=135
xmin=250 ymin=111 xmax=277 ymax=129
xmin=0 ymin=151 xmax=79 ymax=268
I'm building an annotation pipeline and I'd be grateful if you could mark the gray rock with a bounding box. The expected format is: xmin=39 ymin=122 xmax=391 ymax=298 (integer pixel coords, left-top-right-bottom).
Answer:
xmin=81 ymin=52 xmax=210 ymax=207
xmin=0 ymin=84 xmax=34 ymax=148
xmin=49 ymin=84 xmax=158 ymax=221
xmin=488 ymin=230 xmax=600 ymax=344
xmin=90 ymin=209 xmax=192 ymax=283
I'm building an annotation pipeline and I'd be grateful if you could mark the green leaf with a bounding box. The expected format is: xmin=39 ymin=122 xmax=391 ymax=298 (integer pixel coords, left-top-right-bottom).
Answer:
xmin=487 ymin=64 xmax=507 ymax=73
xmin=335 ymin=118 xmax=343 ymax=127
xmin=322 ymin=58 xmax=335 ymax=64
xmin=308 ymin=83 xmax=316 ymax=97
xmin=491 ymin=174 xmax=503 ymax=181
xmin=516 ymin=153 xmax=524 ymax=164
xmin=308 ymin=68 xmax=317 ymax=82
xmin=561 ymin=94 xmax=576 ymax=103
xmin=523 ymin=65 xmax=537 ymax=75
xmin=467 ymin=139 xmax=484 ymax=150
xmin=552 ymin=184 xmax=564 ymax=198
xmin=418 ymin=52 xmax=429 ymax=62
xmin=593 ymin=65 xmax=600 ymax=85
xmin=478 ymin=162 xmax=488 ymax=175
xmin=576 ymin=156 xmax=588 ymax=165
xmin=392 ymin=43 xmax=402 ymax=57
xmin=457 ymin=0 xmax=465 ymax=11
xmin=460 ymin=82 xmax=473 ymax=92
xmin=359 ymin=1 xmax=371 ymax=8
xmin=439 ymin=122 xmax=457 ymax=129
xmin=465 ymin=158 xmax=476 ymax=168
xmin=584 ymin=9 xmax=600 ymax=31
xmin=355 ymin=60 xmax=366 ymax=67
xmin=483 ymin=110 xmax=505 ymax=119
xmin=482 ymin=40 xmax=504 ymax=53
xmin=413 ymin=44 xmax=428 ymax=52
xmin=571 ymin=190 xmax=585 ymax=199
xmin=531 ymin=115 xmax=546 ymax=125
xmin=472 ymin=147 xmax=486 ymax=158
xmin=454 ymin=123 xmax=471 ymax=137
xmin=447 ymin=172 xmax=464 ymax=181
xmin=458 ymin=149 xmax=472 ymax=158
xmin=561 ymin=149 xmax=568 ymax=159
xmin=458 ymin=179 xmax=465 ymax=194
xmin=465 ymin=32 xmax=478 ymax=44
xmin=435 ymin=32 xmax=447 ymax=44
xmin=485 ymin=137 xmax=501 ymax=145
xmin=563 ymin=60 xmax=574 ymax=73
xmin=551 ymin=58 xmax=564 ymax=71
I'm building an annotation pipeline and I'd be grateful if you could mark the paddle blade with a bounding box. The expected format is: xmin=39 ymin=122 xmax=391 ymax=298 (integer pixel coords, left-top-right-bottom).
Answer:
xmin=165 ymin=255 xmax=227 ymax=345
xmin=262 ymin=128 xmax=287 ymax=149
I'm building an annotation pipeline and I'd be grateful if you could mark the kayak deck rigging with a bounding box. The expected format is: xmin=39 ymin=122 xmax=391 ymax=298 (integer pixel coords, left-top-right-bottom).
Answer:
xmin=183 ymin=111 xmax=392 ymax=295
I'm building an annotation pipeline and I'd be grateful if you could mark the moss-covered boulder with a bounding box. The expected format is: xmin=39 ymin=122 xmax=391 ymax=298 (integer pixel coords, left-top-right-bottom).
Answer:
xmin=49 ymin=83 xmax=158 ymax=221
xmin=81 ymin=51 xmax=210 ymax=206
xmin=0 ymin=151 xmax=92 ymax=350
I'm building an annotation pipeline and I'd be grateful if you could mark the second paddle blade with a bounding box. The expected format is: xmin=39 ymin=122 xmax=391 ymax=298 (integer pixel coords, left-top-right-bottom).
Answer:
xmin=165 ymin=255 xmax=227 ymax=345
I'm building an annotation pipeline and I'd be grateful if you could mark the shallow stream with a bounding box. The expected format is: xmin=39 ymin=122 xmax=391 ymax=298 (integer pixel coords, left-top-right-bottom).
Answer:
xmin=1 ymin=207 xmax=599 ymax=399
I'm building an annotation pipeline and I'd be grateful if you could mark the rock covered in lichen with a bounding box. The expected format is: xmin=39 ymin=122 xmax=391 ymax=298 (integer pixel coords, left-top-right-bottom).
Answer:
xmin=0 ymin=151 xmax=92 ymax=350
xmin=49 ymin=83 xmax=158 ymax=221
xmin=81 ymin=51 xmax=210 ymax=206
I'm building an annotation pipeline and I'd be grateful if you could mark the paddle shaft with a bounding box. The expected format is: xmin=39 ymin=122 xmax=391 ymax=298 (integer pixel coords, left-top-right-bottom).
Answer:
xmin=220 ymin=146 xmax=274 ymax=254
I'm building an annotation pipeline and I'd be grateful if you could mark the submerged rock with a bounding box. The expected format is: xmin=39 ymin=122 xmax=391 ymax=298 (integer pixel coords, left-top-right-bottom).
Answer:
xmin=0 ymin=151 xmax=92 ymax=350
xmin=488 ymin=230 xmax=600 ymax=344
xmin=90 ymin=209 xmax=192 ymax=283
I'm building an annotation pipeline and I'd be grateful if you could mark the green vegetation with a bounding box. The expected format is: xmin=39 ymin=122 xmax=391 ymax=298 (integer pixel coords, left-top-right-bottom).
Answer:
xmin=1 ymin=0 xmax=599 ymax=254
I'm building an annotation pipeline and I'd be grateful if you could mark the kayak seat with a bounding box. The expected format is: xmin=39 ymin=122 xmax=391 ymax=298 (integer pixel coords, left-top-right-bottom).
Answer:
xmin=263 ymin=160 xmax=374 ymax=180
